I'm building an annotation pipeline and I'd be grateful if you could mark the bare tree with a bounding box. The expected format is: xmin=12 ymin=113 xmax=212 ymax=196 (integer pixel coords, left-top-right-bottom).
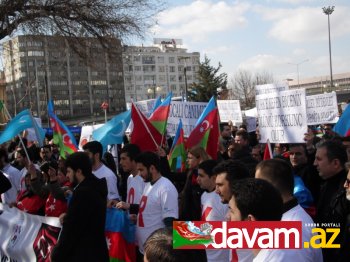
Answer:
xmin=0 ymin=0 xmax=164 ymax=49
xmin=229 ymin=70 xmax=274 ymax=109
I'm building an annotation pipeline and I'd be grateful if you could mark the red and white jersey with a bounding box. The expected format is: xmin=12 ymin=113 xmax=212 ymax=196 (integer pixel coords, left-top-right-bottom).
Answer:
xmin=136 ymin=177 xmax=178 ymax=254
xmin=201 ymin=191 xmax=229 ymax=262
xmin=126 ymin=174 xmax=145 ymax=205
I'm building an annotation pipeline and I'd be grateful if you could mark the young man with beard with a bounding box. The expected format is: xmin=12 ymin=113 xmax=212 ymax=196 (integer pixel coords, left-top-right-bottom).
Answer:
xmin=51 ymin=152 xmax=109 ymax=262
xmin=213 ymin=159 xmax=250 ymax=204
xmin=197 ymin=159 xmax=229 ymax=262
xmin=135 ymin=151 xmax=178 ymax=258
xmin=83 ymin=141 xmax=119 ymax=201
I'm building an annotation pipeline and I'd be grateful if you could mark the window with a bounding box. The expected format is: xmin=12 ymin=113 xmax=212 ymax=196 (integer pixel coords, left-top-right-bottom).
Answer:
xmin=27 ymin=41 xmax=43 ymax=47
xmin=170 ymin=76 xmax=177 ymax=82
xmin=158 ymin=66 xmax=165 ymax=72
xmin=134 ymin=55 xmax=141 ymax=62
xmin=135 ymin=76 xmax=143 ymax=82
xmin=169 ymin=57 xmax=175 ymax=63
xmin=158 ymin=56 xmax=164 ymax=63
xmin=169 ymin=66 xmax=175 ymax=72
xmin=142 ymin=56 xmax=155 ymax=64
xmin=28 ymin=51 xmax=44 ymax=57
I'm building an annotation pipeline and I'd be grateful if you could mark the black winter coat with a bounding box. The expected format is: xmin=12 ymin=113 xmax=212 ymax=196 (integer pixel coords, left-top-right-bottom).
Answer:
xmin=51 ymin=175 xmax=109 ymax=262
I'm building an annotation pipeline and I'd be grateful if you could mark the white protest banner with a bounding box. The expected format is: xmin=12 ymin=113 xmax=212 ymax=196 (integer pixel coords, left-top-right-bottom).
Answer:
xmin=26 ymin=117 xmax=43 ymax=142
xmin=127 ymin=99 xmax=156 ymax=117
xmin=246 ymin=117 xmax=257 ymax=133
xmin=79 ymin=124 xmax=103 ymax=149
xmin=217 ymin=100 xmax=243 ymax=123
xmin=306 ymin=92 xmax=338 ymax=125
xmin=0 ymin=203 xmax=61 ymax=261
xmin=167 ymin=101 xmax=207 ymax=137
xmin=256 ymin=89 xmax=307 ymax=143
xmin=244 ymin=107 xmax=257 ymax=118
xmin=255 ymin=83 xmax=289 ymax=96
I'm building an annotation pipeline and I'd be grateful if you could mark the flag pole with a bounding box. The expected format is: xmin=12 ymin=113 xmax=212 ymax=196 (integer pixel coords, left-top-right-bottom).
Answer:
xmin=2 ymin=104 xmax=31 ymax=161
xmin=132 ymin=103 xmax=159 ymax=149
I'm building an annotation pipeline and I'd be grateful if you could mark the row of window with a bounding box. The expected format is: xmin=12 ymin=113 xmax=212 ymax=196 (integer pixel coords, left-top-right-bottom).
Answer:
xmin=129 ymin=55 xmax=199 ymax=64
xmin=124 ymin=65 xmax=195 ymax=73
xmin=124 ymin=74 xmax=195 ymax=82
xmin=125 ymin=84 xmax=185 ymax=92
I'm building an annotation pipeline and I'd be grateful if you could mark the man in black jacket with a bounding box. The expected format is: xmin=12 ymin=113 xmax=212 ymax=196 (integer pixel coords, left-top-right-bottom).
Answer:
xmin=0 ymin=171 xmax=11 ymax=195
xmin=51 ymin=152 xmax=109 ymax=262
xmin=314 ymin=140 xmax=348 ymax=262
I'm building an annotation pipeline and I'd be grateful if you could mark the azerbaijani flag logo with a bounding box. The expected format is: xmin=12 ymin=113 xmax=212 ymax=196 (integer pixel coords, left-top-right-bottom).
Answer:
xmin=173 ymin=221 xmax=213 ymax=249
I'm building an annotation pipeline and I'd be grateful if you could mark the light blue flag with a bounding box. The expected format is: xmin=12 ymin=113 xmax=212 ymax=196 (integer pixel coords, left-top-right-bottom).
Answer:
xmin=29 ymin=113 xmax=46 ymax=147
xmin=0 ymin=109 xmax=46 ymax=145
xmin=92 ymin=110 xmax=131 ymax=150
xmin=150 ymin=96 xmax=162 ymax=114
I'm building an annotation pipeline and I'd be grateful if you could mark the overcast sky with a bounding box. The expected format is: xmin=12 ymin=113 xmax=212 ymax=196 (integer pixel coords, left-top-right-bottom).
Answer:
xmin=140 ymin=0 xmax=350 ymax=83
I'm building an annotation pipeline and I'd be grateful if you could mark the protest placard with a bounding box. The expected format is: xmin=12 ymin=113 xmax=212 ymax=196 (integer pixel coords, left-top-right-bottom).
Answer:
xmin=246 ymin=117 xmax=257 ymax=133
xmin=306 ymin=92 xmax=338 ymax=125
xmin=126 ymin=99 xmax=156 ymax=117
xmin=26 ymin=117 xmax=43 ymax=142
xmin=217 ymin=100 xmax=243 ymax=123
xmin=255 ymin=83 xmax=289 ymax=96
xmin=167 ymin=101 xmax=207 ymax=137
xmin=78 ymin=124 xmax=103 ymax=149
xmin=256 ymin=89 xmax=307 ymax=143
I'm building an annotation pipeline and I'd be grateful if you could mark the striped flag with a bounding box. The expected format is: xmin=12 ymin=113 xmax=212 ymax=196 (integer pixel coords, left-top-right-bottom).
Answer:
xmin=48 ymin=100 xmax=78 ymax=159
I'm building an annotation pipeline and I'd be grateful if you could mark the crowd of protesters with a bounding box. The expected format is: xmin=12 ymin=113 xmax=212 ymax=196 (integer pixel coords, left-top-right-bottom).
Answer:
xmin=0 ymin=119 xmax=350 ymax=262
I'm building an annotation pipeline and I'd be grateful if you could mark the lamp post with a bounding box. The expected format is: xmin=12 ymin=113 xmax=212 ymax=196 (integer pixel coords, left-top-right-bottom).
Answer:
xmin=323 ymin=6 xmax=335 ymax=88
xmin=178 ymin=56 xmax=191 ymax=101
xmin=147 ymin=86 xmax=162 ymax=99
xmin=288 ymin=59 xmax=308 ymax=87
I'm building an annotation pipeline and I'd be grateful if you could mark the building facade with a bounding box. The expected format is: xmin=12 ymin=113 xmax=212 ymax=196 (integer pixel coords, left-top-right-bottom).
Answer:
xmin=288 ymin=72 xmax=350 ymax=103
xmin=122 ymin=38 xmax=200 ymax=102
xmin=2 ymin=35 xmax=125 ymax=124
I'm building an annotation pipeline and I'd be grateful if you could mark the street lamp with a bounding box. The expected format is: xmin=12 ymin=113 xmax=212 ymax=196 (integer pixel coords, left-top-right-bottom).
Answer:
xmin=288 ymin=59 xmax=309 ymax=87
xmin=323 ymin=6 xmax=335 ymax=88
xmin=178 ymin=56 xmax=191 ymax=101
xmin=147 ymin=86 xmax=162 ymax=99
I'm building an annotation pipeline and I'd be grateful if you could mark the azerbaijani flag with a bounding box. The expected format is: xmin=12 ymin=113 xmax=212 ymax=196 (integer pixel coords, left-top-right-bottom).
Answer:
xmin=186 ymin=97 xmax=220 ymax=160
xmin=148 ymin=92 xmax=172 ymax=135
xmin=48 ymin=100 xmax=78 ymax=158
xmin=333 ymin=104 xmax=350 ymax=137
xmin=150 ymin=96 xmax=162 ymax=115
xmin=168 ymin=119 xmax=186 ymax=172
xmin=105 ymin=208 xmax=136 ymax=262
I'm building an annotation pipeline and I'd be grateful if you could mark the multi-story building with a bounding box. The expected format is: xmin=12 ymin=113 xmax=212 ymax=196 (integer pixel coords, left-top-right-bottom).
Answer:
xmin=122 ymin=38 xmax=200 ymax=102
xmin=288 ymin=72 xmax=350 ymax=103
xmin=2 ymin=35 xmax=125 ymax=124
